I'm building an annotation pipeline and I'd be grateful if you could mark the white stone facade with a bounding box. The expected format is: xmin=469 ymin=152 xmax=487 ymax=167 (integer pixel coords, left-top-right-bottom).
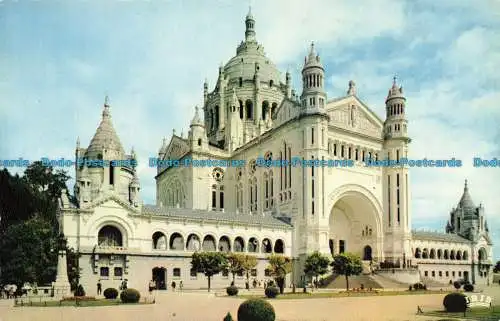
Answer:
xmin=59 ymin=10 xmax=493 ymax=295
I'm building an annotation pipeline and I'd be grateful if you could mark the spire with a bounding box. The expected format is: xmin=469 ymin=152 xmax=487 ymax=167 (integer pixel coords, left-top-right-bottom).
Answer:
xmin=85 ymin=96 xmax=125 ymax=158
xmin=303 ymin=41 xmax=323 ymax=69
xmin=308 ymin=42 xmax=316 ymax=60
xmin=386 ymin=75 xmax=405 ymax=102
xmin=103 ymin=95 xmax=110 ymax=118
xmin=245 ymin=7 xmax=256 ymax=43
xmin=190 ymin=106 xmax=203 ymax=126
xmin=458 ymin=179 xmax=476 ymax=214
xmin=76 ymin=137 xmax=80 ymax=148
xmin=347 ymin=80 xmax=356 ymax=95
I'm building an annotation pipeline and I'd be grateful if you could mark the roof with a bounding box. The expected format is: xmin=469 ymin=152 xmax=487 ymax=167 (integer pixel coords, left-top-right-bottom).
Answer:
xmin=457 ymin=180 xmax=476 ymax=217
xmin=142 ymin=205 xmax=293 ymax=229
xmin=85 ymin=100 xmax=125 ymax=158
xmin=412 ymin=230 xmax=471 ymax=243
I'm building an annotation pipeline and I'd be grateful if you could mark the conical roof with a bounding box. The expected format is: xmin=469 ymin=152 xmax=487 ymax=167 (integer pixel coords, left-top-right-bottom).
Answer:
xmin=458 ymin=180 xmax=476 ymax=216
xmin=85 ymin=97 xmax=125 ymax=158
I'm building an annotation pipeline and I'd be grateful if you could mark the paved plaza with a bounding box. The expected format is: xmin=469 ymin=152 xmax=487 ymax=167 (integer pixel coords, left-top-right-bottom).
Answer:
xmin=1 ymin=289 xmax=486 ymax=321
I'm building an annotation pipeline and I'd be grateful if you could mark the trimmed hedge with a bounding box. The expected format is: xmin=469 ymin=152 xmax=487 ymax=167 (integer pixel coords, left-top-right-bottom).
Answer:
xmin=264 ymin=286 xmax=279 ymax=298
xmin=238 ymin=298 xmax=275 ymax=321
xmin=443 ymin=292 xmax=467 ymax=313
xmin=120 ymin=288 xmax=141 ymax=303
xmin=463 ymin=283 xmax=474 ymax=292
xmin=103 ymin=288 xmax=119 ymax=299
xmin=226 ymin=285 xmax=238 ymax=296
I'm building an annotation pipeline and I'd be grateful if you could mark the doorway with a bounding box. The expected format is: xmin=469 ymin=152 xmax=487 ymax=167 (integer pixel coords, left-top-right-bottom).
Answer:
xmin=152 ymin=267 xmax=167 ymax=290
xmin=363 ymin=245 xmax=372 ymax=261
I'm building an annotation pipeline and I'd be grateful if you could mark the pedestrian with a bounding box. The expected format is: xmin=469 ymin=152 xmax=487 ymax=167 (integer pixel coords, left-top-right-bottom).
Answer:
xmin=97 ymin=279 xmax=102 ymax=295
xmin=149 ymin=279 xmax=155 ymax=294
xmin=179 ymin=280 xmax=183 ymax=291
xmin=171 ymin=281 xmax=176 ymax=291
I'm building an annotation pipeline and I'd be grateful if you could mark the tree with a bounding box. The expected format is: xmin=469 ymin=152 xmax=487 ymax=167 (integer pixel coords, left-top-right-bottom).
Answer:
xmin=225 ymin=253 xmax=245 ymax=283
xmin=191 ymin=252 xmax=227 ymax=292
xmin=493 ymin=261 xmax=500 ymax=273
xmin=331 ymin=252 xmax=363 ymax=291
xmin=304 ymin=251 xmax=330 ymax=286
xmin=240 ymin=255 xmax=258 ymax=285
xmin=267 ymin=254 xmax=292 ymax=294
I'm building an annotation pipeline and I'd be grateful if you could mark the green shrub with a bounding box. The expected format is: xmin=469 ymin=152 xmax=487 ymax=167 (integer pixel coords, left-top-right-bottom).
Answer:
xmin=453 ymin=281 xmax=461 ymax=290
xmin=226 ymin=285 xmax=238 ymax=296
xmin=103 ymin=288 xmax=118 ymax=299
xmin=408 ymin=285 xmax=412 ymax=291
xmin=223 ymin=312 xmax=234 ymax=321
xmin=237 ymin=298 xmax=276 ymax=321
xmin=413 ymin=282 xmax=425 ymax=290
xmin=264 ymin=286 xmax=279 ymax=298
xmin=463 ymin=283 xmax=474 ymax=292
xmin=120 ymin=288 xmax=141 ymax=303
xmin=443 ymin=292 xmax=467 ymax=313
xmin=74 ymin=284 xmax=85 ymax=297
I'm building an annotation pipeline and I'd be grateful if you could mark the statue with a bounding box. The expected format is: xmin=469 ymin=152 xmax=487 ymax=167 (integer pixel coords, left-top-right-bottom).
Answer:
xmin=156 ymin=236 xmax=167 ymax=250
xmin=187 ymin=236 xmax=201 ymax=251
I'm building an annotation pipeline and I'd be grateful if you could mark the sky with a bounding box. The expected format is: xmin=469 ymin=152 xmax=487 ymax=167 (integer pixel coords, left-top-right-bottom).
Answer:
xmin=1 ymin=1 xmax=499 ymax=258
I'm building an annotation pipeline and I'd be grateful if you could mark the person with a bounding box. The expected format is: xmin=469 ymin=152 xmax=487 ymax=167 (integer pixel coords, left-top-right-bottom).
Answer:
xmin=252 ymin=279 xmax=257 ymax=288
xmin=179 ymin=280 xmax=183 ymax=291
xmin=171 ymin=281 xmax=176 ymax=291
xmin=245 ymin=281 xmax=249 ymax=290
xmin=97 ymin=280 xmax=102 ymax=295
xmin=149 ymin=279 xmax=155 ymax=294
xmin=120 ymin=279 xmax=128 ymax=291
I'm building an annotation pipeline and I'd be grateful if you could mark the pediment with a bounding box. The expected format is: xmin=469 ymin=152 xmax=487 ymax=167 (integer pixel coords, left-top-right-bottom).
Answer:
xmin=164 ymin=136 xmax=190 ymax=161
xmin=326 ymin=96 xmax=384 ymax=137
xmin=86 ymin=193 xmax=140 ymax=214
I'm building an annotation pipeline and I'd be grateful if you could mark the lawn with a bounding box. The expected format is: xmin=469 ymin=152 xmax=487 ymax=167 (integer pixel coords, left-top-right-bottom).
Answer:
xmin=422 ymin=306 xmax=500 ymax=320
xmin=236 ymin=290 xmax=452 ymax=300
xmin=15 ymin=298 xmax=154 ymax=307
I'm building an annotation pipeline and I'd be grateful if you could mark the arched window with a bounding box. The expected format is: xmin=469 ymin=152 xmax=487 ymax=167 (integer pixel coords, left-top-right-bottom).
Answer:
xmin=239 ymin=77 xmax=243 ymax=87
xmin=152 ymin=231 xmax=167 ymax=250
xmin=245 ymin=100 xmax=253 ymax=119
xmin=414 ymin=248 xmax=421 ymax=258
xmin=437 ymin=249 xmax=442 ymax=259
xmin=218 ymin=236 xmax=231 ymax=252
xmin=262 ymin=238 xmax=272 ymax=253
xmin=271 ymin=102 xmax=277 ymax=117
xmin=214 ymin=105 xmax=220 ymax=129
xmin=186 ymin=234 xmax=201 ymax=251
xmin=98 ymin=225 xmax=123 ymax=247
xmin=262 ymin=101 xmax=269 ymax=120
xmin=169 ymin=233 xmax=184 ymax=251
xmin=274 ymin=239 xmax=284 ymax=254
xmin=234 ymin=237 xmax=244 ymax=252
xmin=202 ymin=235 xmax=216 ymax=251
xmin=248 ymin=238 xmax=259 ymax=252
xmin=239 ymin=100 xmax=244 ymax=119
xmin=430 ymin=249 xmax=436 ymax=259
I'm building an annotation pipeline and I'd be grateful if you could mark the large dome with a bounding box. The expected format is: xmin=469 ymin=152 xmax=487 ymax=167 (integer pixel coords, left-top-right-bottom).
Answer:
xmin=222 ymin=8 xmax=281 ymax=85
xmin=223 ymin=41 xmax=281 ymax=85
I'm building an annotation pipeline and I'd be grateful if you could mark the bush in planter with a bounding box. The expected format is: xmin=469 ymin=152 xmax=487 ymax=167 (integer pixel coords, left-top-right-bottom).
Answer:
xmin=120 ymin=288 xmax=141 ymax=303
xmin=443 ymin=292 xmax=467 ymax=313
xmin=226 ymin=285 xmax=238 ymax=296
xmin=74 ymin=284 xmax=85 ymax=297
xmin=103 ymin=288 xmax=119 ymax=299
xmin=238 ymin=298 xmax=275 ymax=321
xmin=265 ymin=286 xmax=279 ymax=298
xmin=463 ymin=283 xmax=474 ymax=292
xmin=453 ymin=281 xmax=461 ymax=290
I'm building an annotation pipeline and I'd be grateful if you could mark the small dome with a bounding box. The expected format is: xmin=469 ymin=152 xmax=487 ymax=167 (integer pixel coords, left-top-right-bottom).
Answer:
xmin=85 ymin=98 xmax=125 ymax=158
xmin=458 ymin=180 xmax=477 ymax=217
xmin=386 ymin=76 xmax=405 ymax=102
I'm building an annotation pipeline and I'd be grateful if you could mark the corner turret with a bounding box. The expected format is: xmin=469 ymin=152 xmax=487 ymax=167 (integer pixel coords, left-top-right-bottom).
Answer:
xmin=300 ymin=42 xmax=327 ymax=114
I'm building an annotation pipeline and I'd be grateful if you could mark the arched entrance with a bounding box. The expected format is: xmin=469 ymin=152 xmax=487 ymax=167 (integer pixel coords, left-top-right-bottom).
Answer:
xmin=363 ymin=245 xmax=372 ymax=261
xmin=152 ymin=267 xmax=167 ymax=290
xmin=328 ymin=187 xmax=381 ymax=261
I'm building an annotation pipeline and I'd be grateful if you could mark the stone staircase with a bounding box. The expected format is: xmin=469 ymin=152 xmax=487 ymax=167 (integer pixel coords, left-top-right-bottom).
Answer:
xmin=370 ymin=273 xmax=409 ymax=289
xmin=324 ymin=273 xmax=383 ymax=289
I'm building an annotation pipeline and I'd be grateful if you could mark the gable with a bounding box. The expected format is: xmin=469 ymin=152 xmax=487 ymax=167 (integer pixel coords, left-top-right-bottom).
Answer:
xmin=326 ymin=96 xmax=384 ymax=138
xmin=86 ymin=193 xmax=139 ymax=214
xmin=164 ymin=135 xmax=190 ymax=161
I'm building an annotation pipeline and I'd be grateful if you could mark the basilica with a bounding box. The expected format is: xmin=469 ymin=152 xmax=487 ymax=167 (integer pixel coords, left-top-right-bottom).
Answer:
xmin=58 ymin=10 xmax=493 ymax=294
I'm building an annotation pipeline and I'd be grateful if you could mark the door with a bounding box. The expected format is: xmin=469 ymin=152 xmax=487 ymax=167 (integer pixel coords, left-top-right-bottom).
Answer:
xmin=152 ymin=267 xmax=167 ymax=290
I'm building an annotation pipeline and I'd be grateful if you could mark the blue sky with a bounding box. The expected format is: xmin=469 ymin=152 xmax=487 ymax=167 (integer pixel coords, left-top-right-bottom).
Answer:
xmin=1 ymin=1 xmax=499 ymax=258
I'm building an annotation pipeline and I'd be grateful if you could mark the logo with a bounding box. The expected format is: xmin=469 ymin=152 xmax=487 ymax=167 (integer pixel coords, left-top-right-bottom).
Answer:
xmin=466 ymin=294 xmax=492 ymax=308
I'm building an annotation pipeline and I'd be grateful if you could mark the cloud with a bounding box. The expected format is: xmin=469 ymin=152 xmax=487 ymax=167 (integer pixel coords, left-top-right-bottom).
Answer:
xmin=1 ymin=1 xmax=499 ymax=258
